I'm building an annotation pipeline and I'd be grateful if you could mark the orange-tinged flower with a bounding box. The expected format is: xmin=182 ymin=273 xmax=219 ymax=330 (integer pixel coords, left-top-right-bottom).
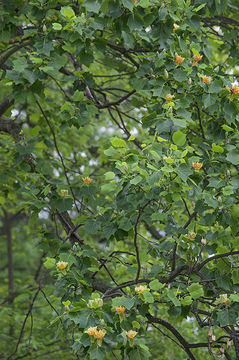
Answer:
xmin=187 ymin=231 xmax=196 ymax=240
xmin=133 ymin=0 xmax=137 ymax=3
xmin=221 ymin=298 xmax=230 ymax=305
xmin=135 ymin=285 xmax=147 ymax=293
xmin=192 ymin=54 xmax=203 ymax=66
xmin=165 ymin=93 xmax=174 ymax=101
xmin=126 ymin=330 xmax=137 ymax=339
xmin=231 ymin=85 xmax=239 ymax=94
xmin=95 ymin=329 xmax=106 ymax=339
xmin=116 ymin=306 xmax=126 ymax=315
xmin=85 ymin=326 xmax=97 ymax=336
xmin=193 ymin=54 xmax=203 ymax=62
xmin=173 ymin=23 xmax=179 ymax=31
xmin=200 ymin=75 xmax=211 ymax=84
xmin=82 ymin=176 xmax=93 ymax=184
xmin=175 ymin=55 xmax=185 ymax=64
xmin=56 ymin=261 xmax=68 ymax=270
xmin=192 ymin=162 xmax=203 ymax=171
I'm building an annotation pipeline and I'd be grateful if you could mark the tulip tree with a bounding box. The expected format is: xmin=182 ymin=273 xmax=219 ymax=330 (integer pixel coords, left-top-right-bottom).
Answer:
xmin=1 ymin=0 xmax=239 ymax=359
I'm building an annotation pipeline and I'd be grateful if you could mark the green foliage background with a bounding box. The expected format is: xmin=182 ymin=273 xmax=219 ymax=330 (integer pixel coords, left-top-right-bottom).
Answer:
xmin=1 ymin=0 xmax=239 ymax=359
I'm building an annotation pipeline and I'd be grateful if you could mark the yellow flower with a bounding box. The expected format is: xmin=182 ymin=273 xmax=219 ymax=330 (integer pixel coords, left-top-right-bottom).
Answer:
xmin=87 ymin=298 xmax=103 ymax=309
xmin=56 ymin=261 xmax=68 ymax=270
xmin=173 ymin=23 xmax=179 ymax=31
xmin=82 ymin=176 xmax=93 ymax=184
xmin=135 ymin=285 xmax=147 ymax=293
xmin=116 ymin=306 xmax=126 ymax=315
xmin=175 ymin=55 xmax=185 ymax=64
xmin=231 ymin=85 xmax=239 ymax=94
xmin=192 ymin=162 xmax=203 ymax=171
xmin=126 ymin=330 xmax=137 ymax=339
xmin=192 ymin=54 xmax=203 ymax=66
xmin=95 ymin=329 xmax=106 ymax=339
xmin=85 ymin=326 xmax=97 ymax=336
xmin=200 ymin=75 xmax=211 ymax=84
xmin=61 ymin=189 xmax=68 ymax=197
xmin=164 ymin=94 xmax=174 ymax=101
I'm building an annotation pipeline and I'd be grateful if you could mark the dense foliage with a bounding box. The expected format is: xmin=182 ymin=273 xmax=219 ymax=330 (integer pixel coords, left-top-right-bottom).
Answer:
xmin=1 ymin=0 xmax=239 ymax=359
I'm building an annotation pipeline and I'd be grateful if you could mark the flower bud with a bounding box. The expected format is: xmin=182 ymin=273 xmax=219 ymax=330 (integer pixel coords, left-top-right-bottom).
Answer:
xmin=43 ymin=24 xmax=47 ymax=32
xmin=208 ymin=329 xmax=213 ymax=337
xmin=227 ymin=340 xmax=231 ymax=348
xmin=211 ymin=335 xmax=216 ymax=342
xmin=188 ymin=78 xmax=192 ymax=85
xmin=219 ymin=347 xmax=225 ymax=354
xmin=201 ymin=238 xmax=206 ymax=246
xmin=164 ymin=70 xmax=169 ymax=79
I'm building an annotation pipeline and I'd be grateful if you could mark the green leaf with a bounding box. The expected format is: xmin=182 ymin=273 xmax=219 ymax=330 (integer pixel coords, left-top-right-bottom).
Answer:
xmin=208 ymin=80 xmax=223 ymax=93
xmin=43 ymin=257 xmax=56 ymax=269
xmin=212 ymin=144 xmax=224 ymax=153
xmin=132 ymin=320 xmax=141 ymax=329
xmin=110 ymin=137 xmax=127 ymax=148
xmin=50 ymin=198 xmax=73 ymax=212
xmin=13 ymin=58 xmax=28 ymax=72
xmin=229 ymin=294 xmax=239 ymax=303
xmin=202 ymin=93 xmax=217 ymax=108
xmin=129 ymin=347 xmax=150 ymax=359
xmin=52 ymin=23 xmax=62 ymax=30
xmin=104 ymin=171 xmax=115 ymax=180
xmin=138 ymin=0 xmax=151 ymax=8
xmin=232 ymin=270 xmax=239 ymax=284
xmin=90 ymin=347 xmax=105 ymax=360
xmin=101 ymin=183 xmax=117 ymax=193
xmin=130 ymin=175 xmax=143 ymax=185
xmin=104 ymin=147 xmax=118 ymax=156
xmin=118 ymin=217 xmax=132 ymax=231
xmin=216 ymin=309 xmax=237 ymax=327
xmin=193 ymin=3 xmax=206 ymax=12
xmin=173 ymin=69 xmax=187 ymax=82
xmin=143 ymin=291 xmax=154 ymax=303
xmin=178 ymin=164 xmax=193 ymax=182
xmin=112 ymin=297 xmax=135 ymax=310
xmin=222 ymin=124 xmax=233 ymax=132
xmin=121 ymin=0 xmax=134 ymax=11
xmin=188 ymin=283 xmax=204 ymax=299
xmin=60 ymin=6 xmax=75 ymax=18
xmin=226 ymin=150 xmax=239 ymax=165
xmin=149 ymin=279 xmax=164 ymax=291
xmin=181 ymin=296 xmax=193 ymax=306
xmin=166 ymin=289 xmax=181 ymax=306
xmin=84 ymin=0 xmax=101 ymax=13
xmin=172 ymin=130 xmax=186 ymax=146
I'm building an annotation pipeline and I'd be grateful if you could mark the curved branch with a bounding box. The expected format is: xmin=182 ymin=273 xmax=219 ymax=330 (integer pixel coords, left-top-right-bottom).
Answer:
xmin=146 ymin=314 xmax=196 ymax=360
xmin=196 ymin=251 xmax=239 ymax=271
